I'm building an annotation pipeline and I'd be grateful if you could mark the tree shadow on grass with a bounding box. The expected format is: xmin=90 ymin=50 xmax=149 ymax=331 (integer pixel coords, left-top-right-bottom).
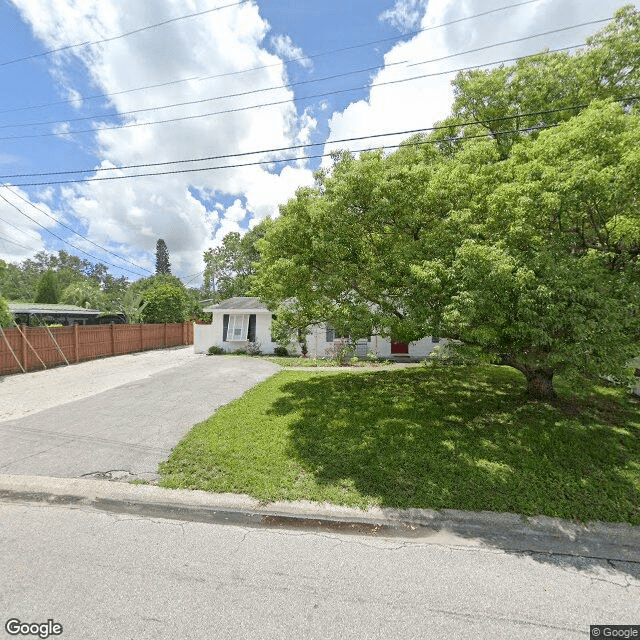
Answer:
xmin=268 ymin=366 xmax=640 ymax=579
xmin=268 ymin=365 xmax=640 ymax=523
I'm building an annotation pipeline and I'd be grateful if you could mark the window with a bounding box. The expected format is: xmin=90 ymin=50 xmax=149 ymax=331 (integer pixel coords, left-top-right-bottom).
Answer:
xmin=222 ymin=313 xmax=256 ymax=341
xmin=325 ymin=324 xmax=350 ymax=342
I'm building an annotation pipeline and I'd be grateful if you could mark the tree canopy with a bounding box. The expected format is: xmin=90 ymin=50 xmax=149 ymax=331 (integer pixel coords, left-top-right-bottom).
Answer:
xmin=202 ymin=220 xmax=271 ymax=301
xmin=255 ymin=8 xmax=640 ymax=400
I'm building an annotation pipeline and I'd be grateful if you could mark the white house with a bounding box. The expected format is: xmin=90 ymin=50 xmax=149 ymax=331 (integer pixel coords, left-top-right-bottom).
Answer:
xmin=194 ymin=296 xmax=443 ymax=360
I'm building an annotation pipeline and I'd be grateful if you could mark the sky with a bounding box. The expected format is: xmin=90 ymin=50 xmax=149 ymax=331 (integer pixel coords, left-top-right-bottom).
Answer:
xmin=0 ymin=0 xmax=636 ymax=285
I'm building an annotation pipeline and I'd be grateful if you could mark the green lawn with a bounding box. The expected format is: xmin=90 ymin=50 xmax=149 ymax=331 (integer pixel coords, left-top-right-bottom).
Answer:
xmin=159 ymin=364 xmax=640 ymax=525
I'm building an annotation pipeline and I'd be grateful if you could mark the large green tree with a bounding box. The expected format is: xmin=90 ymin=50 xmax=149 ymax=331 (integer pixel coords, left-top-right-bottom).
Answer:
xmin=202 ymin=220 xmax=271 ymax=300
xmin=256 ymin=100 xmax=639 ymax=399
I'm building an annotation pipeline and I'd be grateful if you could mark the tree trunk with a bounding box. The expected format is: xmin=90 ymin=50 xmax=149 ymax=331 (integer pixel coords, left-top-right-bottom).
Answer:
xmin=523 ymin=368 xmax=557 ymax=400
xmin=498 ymin=355 xmax=557 ymax=400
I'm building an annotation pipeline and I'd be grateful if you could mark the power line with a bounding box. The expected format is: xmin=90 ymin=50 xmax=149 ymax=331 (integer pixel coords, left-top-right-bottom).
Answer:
xmin=0 ymin=61 xmax=406 ymax=130
xmin=4 ymin=120 xmax=597 ymax=189
xmin=0 ymin=98 xmax=611 ymax=180
xmin=0 ymin=42 xmax=590 ymax=142
xmin=0 ymin=19 xmax=606 ymax=133
xmin=0 ymin=1 xmax=250 ymax=68
xmin=0 ymin=0 xmax=545 ymax=115
xmin=0 ymin=232 xmax=35 ymax=252
xmin=1 ymin=186 xmax=152 ymax=274
xmin=0 ymin=191 xmax=147 ymax=276
xmin=408 ymin=18 xmax=607 ymax=66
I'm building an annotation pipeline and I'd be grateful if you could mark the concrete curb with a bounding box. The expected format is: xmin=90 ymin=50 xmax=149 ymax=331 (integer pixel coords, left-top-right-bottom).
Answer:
xmin=0 ymin=474 xmax=638 ymax=562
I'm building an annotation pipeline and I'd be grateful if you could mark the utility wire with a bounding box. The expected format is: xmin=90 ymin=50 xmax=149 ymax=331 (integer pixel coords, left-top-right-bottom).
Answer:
xmin=0 ymin=232 xmax=35 ymax=252
xmin=408 ymin=18 xmax=606 ymax=66
xmin=0 ymin=0 xmax=545 ymax=115
xmin=4 ymin=122 xmax=583 ymax=189
xmin=0 ymin=99 xmax=615 ymax=180
xmin=0 ymin=42 xmax=589 ymax=142
xmin=0 ymin=1 xmax=250 ymax=68
xmin=1 ymin=185 xmax=153 ymax=273
xmin=0 ymin=191 xmax=147 ymax=276
xmin=0 ymin=19 xmax=606 ymax=132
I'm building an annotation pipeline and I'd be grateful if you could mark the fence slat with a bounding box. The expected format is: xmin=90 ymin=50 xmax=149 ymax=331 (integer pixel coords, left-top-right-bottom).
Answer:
xmin=0 ymin=322 xmax=194 ymax=376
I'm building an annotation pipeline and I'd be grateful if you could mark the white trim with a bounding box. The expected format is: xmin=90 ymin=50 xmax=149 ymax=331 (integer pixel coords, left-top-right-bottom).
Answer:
xmin=226 ymin=313 xmax=249 ymax=341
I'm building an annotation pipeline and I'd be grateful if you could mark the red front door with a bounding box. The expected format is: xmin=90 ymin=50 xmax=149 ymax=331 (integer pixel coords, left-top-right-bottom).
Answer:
xmin=391 ymin=341 xmax=409 ymax=354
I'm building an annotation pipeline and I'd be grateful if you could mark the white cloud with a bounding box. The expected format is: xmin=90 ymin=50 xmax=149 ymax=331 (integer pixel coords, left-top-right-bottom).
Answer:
xmin=0 ymin=187 xmax=59 ymax=262
xmin=326 ymin=0 xmax=635 ymax=164
xmin=270 ymin=34 xmax=312 ymax=70
xmin=9 ymin=0 xmax=316 ymax=281
xmin=380 ymin=0 xmax=428 ymax=32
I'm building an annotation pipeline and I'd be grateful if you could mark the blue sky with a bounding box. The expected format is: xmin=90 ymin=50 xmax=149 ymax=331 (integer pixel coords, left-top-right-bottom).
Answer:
xmin=0 ymin=0 xmax=636 ymax=284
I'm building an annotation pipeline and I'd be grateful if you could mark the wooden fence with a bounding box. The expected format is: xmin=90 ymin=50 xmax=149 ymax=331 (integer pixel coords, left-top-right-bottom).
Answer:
xmin=0 ymin=322 xmax=193 ymax=375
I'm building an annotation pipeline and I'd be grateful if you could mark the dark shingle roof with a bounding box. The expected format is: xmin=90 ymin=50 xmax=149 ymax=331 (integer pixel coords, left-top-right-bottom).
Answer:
xmin=203 ymin=297 xmax=269 ymax=312
xmin=8 ymin=302 xmax=100 ymax=315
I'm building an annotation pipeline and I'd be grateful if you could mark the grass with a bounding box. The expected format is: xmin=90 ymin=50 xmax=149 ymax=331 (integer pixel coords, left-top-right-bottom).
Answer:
xmin=261 ymin=356 xmax=393 ymax=367
xmin=159 ymin=363 xmax=640 ymax=525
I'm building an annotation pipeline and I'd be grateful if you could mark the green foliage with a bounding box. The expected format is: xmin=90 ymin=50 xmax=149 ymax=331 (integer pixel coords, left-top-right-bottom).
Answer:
xmin=207 ymin=345 xmax=225 ymax=355
xmin=155 ymin=239 xmax=171 ymax=275
xmin=274 ymin=345 xmax=289 ymax=357
xmin=255 ymin=12 xmax=640 ymax=400
xmin=60 ymin=281 xmax=104 ymax=309
xmin=140 ymin=284 xmax=188 ymax=324
xmin=34 ymin=270 xmax=61 ymax=304
xmin=202 ymin=219 xmax=271 ymax=300
xmin=0 ymin=296 xmax=12 ymax=328
xmin=130 ymin=273 xmax=184 ymax=296
xmin=117 ymin=289 xmax=147 ymax=324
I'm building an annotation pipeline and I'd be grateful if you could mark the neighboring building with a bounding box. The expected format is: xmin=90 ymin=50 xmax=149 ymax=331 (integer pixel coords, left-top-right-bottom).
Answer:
xmin=8 ymin=302 xmax=101 ymax=326
xmin=194 ymin=296 xmax=443 ymax=360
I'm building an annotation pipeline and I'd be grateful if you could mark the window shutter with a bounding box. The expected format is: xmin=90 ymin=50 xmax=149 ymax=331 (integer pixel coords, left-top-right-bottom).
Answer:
xmin=248 ymin=314 xmax=256 ymax=341
xmin=223 ymin=314 xmax=229 ymax=341
xmin=325 ymin=325 xmax=334 ymax=342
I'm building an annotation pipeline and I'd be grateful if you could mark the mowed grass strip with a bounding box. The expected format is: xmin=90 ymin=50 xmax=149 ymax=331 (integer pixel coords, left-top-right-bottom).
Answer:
xmin=159 ymin=364 xmax=640 ymax=524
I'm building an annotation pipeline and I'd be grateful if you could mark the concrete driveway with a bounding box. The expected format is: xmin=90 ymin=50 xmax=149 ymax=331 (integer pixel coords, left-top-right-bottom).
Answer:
xmin=0 ymin=348 xmax=279 ymax=482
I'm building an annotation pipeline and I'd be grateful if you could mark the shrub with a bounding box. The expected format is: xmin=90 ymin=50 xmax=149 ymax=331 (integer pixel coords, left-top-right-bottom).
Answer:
xmin=274 ymin=346 xmax=289 ymax=357
xmin=207 ymin=345 xmax=225 ymax=355
xmin=0 ymin=296 xmax=12 ymax=328
xmin=140 ymin=284 xmax=188 ymax=324
xmin=246 ymin=340 xmax=262 ymax=356
xmin=232 ymin=349 xmax=247 ymax=355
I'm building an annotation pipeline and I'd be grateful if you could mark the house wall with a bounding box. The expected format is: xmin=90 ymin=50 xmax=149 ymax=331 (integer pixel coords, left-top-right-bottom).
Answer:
xmin=194 ymin=311 xmax=278 ymax=354
xmin=195 ymin=311 xmax=444 ymax=360
xmin=305 ymin=325 xmax=442 ymax=359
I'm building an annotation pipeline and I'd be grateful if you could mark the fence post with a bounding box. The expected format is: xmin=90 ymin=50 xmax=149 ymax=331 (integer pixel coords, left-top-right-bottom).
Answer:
xmin=110 ymin=323 xmax=116 ymax=355
xmin=182 ymin=322 xmax=186 ymax=345
xmin=139 ymin=323 xmax=144 ymax=351
xmin=74 ymin=324 xmax=79 ymax=362
xmin=21 ymin=325 xmax=28 ymax=371
xmin=163 ymin=323 xmax=167 ymax=348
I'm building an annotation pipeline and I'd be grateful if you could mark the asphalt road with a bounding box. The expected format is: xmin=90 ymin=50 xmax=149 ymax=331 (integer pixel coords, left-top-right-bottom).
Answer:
xmin=0 ymin=499 xmax=638 ymax=640
xmin=0 ymin=351 xmax=279 ymax=481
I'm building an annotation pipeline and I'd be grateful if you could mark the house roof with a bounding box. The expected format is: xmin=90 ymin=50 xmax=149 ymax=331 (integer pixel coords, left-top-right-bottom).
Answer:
xmin=203 ymin=296 xmax=270 ymax=312
xmin=8 ymin=302 xmax=100 ymax=316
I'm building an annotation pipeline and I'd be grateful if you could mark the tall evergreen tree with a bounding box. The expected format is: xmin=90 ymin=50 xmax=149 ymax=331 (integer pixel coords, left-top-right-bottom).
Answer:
xmin=155 ymin=239 xmax=171 ymax=275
